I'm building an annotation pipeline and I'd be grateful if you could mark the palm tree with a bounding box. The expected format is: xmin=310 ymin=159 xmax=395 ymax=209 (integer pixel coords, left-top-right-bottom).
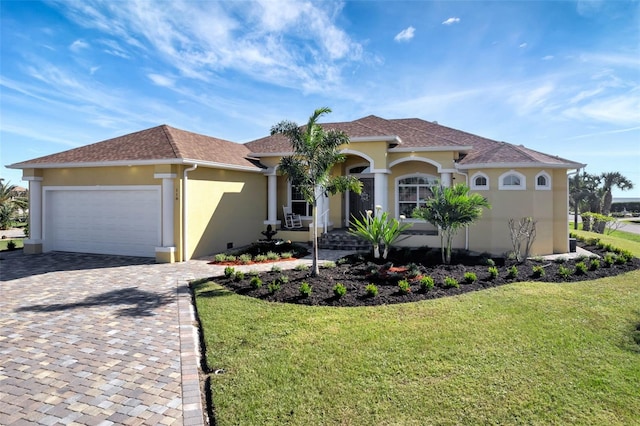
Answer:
xmin=272 ymin=107 xmax=362 ymax=276
xmin=600 ymin=172 xmax=634 ymax=215
xmin=412 ymin=184 xmax=491 ymax=264
xmin=0 ymin=179 xmax=28 ymax=230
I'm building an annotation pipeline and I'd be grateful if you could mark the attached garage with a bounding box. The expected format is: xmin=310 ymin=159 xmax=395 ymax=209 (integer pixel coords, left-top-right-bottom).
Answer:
xmin=43 ymin=186 xmax=161 ymax=257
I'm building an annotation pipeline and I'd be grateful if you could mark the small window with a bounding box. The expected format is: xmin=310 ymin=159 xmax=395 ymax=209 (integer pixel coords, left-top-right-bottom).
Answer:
xmin=470 ymin=172 xmax=489 ymax=190
xmin=535 ymin=171 xmax=551 ymax=190
xmin=290 ymin=184 xmax=312 ymax=216
xmin=499 ymin=171 xmax=526 ymax=190
xmin=396 ymin=174 xmax=438 ymax=217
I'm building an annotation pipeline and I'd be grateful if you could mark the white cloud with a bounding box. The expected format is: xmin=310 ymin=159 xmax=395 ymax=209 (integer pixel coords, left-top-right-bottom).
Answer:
xmin=89 ymin=66 xmax=100 ymax=75
xmin=519 ymin=43 xmax=527 ymax=48
xmin=69 ymin=39 xmax=89 ymax=52
xmin=148 ymin=73 xmax=175 ymax=88
xmin=442 ymin=17 xmax=460 ymax=25
xmin=394 ymin=26 xmax=415 ymax=42
xmin=542 ymin=55 xmax=554 ymax=61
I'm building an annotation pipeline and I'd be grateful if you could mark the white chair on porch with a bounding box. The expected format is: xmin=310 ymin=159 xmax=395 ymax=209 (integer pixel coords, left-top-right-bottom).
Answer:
xmin=282 ymin=205 xmax=303 ymax=229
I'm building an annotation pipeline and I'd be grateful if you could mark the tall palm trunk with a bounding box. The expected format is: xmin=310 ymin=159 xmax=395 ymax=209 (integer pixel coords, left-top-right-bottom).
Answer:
xmin=311 ymin=204 xmax=319 ymax=277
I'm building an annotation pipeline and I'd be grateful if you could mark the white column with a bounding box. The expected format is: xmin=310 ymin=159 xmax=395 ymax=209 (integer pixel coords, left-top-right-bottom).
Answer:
xmin=154 ymin=173 xmax=176 ymax=253
xmin=264 ymin=170 xmax=280 ymax=225
xmin=374 ymin=172 xmax=389 ymax=213
xmin=25 ymin=177 xmax=43 ymax=243
xmin=440 ymin=172 xmax=453 ymax=187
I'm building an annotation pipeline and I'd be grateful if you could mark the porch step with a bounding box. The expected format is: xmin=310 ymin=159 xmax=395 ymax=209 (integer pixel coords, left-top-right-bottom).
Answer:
xmin=318 ymin=229 xmax=370 ymax=251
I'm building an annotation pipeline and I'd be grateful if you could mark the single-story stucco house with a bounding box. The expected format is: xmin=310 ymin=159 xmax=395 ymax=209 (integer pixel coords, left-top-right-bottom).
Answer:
xmin=8 ymin=115 xmax=585 ymax=263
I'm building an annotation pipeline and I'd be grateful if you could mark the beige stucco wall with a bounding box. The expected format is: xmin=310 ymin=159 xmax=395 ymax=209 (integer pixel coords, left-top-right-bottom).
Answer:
xmin=184 ymin=167 xmax=266 ymax=260
xmin=41 ymin=165 xmax=159 ymax=186
xmin=467 ymin=168 xmax=569 ymax=256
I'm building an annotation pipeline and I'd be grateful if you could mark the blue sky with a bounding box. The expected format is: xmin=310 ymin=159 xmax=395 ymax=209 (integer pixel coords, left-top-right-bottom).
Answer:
xmin=2 ymin=0 xmax=639 ymax=197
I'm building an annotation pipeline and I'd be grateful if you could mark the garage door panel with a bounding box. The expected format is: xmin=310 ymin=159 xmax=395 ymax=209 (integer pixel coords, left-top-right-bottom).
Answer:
xmin=45 ymin=188 xmax=160 ymax=257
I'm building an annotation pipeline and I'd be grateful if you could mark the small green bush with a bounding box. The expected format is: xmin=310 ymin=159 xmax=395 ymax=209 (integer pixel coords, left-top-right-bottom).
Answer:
xmin=299 ymin=282 xmax=312 ymax=297
xmin=225 ymin=255 xmax=237 ymax=262
xmin=463 ymin=272 xmax=477 ymax=284
xmin=234 ymin=271 xmax=245 ymax=281
xmin=250 ymin=276 xmax=263 ymax=289
xmin=398 ymin=279 xmax=411 ymax=294
xmin=295 ymin=264 xmax=309 ymax=271
xmin=7 ymin=241 xmax=16 ymax=250
xmin=238 ymin=254 xmax=252 ymax=264
xmin=589 ymin=259 xmax=600 ymax=270
xmin=558 ymin=265 xmax=571 ymax=279
xmin=224 ymin=266 xmax=235 ymax=278
xmin=336 ymin=257 xmax=348 ymax=265
xmin=322 ymin=261 xmax=336 ymax=269
xmin=365 ymin=284 xmax=379 ymax=297
xmin=574 ymin=261 xmax=587 ymax=275
xmin=254 ymin=254 xmax=268 ymax=262
xmin=266 ymin=251 xmax=280 ymax=261
xmin=214 ymin=253 xmax=227 ymax=262
xmin=554 ymin=257 xmax=567 ymax=264
xmin=443 ymin=276 xmax=459 ymax=289
xmin=507 ymin=265 xmax=518 ymax=279
xmin=280 ymin=251 xmax=293 ymax=259
xmin=419 ymin=276 xmax=435 ymax=292
xmin=487 ymin=266 xmax=499 ymax=280
xmin=268 ymin=281 xmax=281 ymax=293
xmin=406 ymin=263 xmax=420 ymax=278
xmin=603 ymin=253 xmax=616 ymax=267
xmin=486 ymin=258 xmax=496 ymax=267
xmin=532 ymin=265 xmax=545 ymax=278
xmin=333 ymin=283 xmax=347 ymax=298
xmin=277 ymin=275 xmax=289 ymax=284
xmin=271 ymin=265 xmax=282 ymax=272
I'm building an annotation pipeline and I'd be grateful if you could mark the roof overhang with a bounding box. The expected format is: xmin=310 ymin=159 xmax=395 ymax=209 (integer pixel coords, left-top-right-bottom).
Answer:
xmin=456 ymin=161 xmax=587 ymax=170
xmin=389 ymin=146 xmax=473 ymax=153
xmin=350 ymin=135 xmax=402 ymax=144
xmin=7 ymin=158 xmax=265 ymax=173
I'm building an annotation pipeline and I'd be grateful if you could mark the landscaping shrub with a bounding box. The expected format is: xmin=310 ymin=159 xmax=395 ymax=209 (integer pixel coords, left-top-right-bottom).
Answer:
xmin=419 ymin=276 xmax=435 ymax=292
xmin=532 ymin=265 xmax=545 ymax=278
xmin=250 ymin=276 xmax=263 ymax=289
xmin=574 ymin=261 xmax=587 ymax=275
xmin=398 ymin=279 xmax=411 ymax=294
xmin=365 ymin=284 xmax=379 ymax=297
xmin=558 ymin=266 xmax=571 ymax=279
xmin=295 ymin=264 xmax=309 ymax=271
xmin=238 ymin=254 xmax=252 ymax=264
xmin=7 ymin=241 xmax=16 ymax=250
xmin=486 ymin=258 xmax=496 ymax=267
xmin=224 ymin=266 xmax=235 ymax=278
xmin=266 ymin=251 xmax=280 ymax=261
xmin=443 ymin=276 xmax=459 ymax=289
xmin=234 ymin=271 xmax=245 ymax=282
xmin=322 ymin=261 xmax=336 ymax=269
xmin=277 ymin=275 xmax=289 ymax=284
xmin=299 ymin=282 xmax=312 ymax=297
xmin=280 ymin=251 xmax=293 ymax=259
xmin=603 ymin=253 xmax=616 ymax=267
xmin=214 ymin=253 xmax=227 ymax=262
xmin=463 ymin=272 xmax=477 ymax=284
xmin=271 ymin=265 xmax=282 ymax=272
xmin=406 ymin=263 xmax=420 ymax=278
xmin=554 ymin=257 xmax=567 ymax=264
xmin=507 ymin=265 xmax=518 ymax=279
xmin=487 ymin=266 xmax=499 ymax=280
xmin=268 ymin=281 xmax=281 ymax=294
xmin=589 ymin=259 xmax=600 ymax=270
xmin=333 ymin=283 xmax=347 ymax=298
xmin=254 ymin=254 xmax=268 ymax=262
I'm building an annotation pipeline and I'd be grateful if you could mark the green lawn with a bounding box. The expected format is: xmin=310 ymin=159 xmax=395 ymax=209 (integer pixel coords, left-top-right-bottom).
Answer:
xmin=0 ymin=239 xmax=24 ymax=251
xmin=194 ymin=232 xmax=640 ymax=425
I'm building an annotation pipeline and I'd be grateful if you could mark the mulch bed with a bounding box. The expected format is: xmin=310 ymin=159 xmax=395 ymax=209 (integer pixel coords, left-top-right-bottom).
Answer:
xmin=206 ymin=242 xmax=640 ymax=307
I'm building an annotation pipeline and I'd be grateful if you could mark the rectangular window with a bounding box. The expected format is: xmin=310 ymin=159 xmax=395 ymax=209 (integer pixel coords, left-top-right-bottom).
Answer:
xmin=291 ymin=185 xmax=312 ymax=216
xmin=397 ymin=176 xmax=436 ymax=217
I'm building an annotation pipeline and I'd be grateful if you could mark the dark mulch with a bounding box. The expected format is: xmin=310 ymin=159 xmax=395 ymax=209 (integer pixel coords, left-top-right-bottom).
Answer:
xmin=206 ymin=242 xmax=640 ymax=307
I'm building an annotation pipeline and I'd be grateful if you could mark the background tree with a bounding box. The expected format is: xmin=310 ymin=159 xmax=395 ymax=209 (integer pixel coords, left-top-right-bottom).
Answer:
xmin=272 ymin=107 xmax=362 ymax=276
xmin=569 ymin=171 xmax=601 ymax=231
xmin=600 ymin=171 xmax=634 ymax=215
xmin=0 ymin=179 xmax=28 ymax=230
xmin=412 ymin=184 xmax=491 ymax=264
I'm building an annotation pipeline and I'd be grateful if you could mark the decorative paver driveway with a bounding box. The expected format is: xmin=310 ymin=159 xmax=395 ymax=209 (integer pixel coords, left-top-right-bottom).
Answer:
xmin=0 ymin=252 xmax=213 ymax=426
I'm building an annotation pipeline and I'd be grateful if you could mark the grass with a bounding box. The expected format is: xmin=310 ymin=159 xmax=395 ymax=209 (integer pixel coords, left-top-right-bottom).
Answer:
xmin=193 ymin=232 xmax=640 ymax=425
xmin=0 ymin=239 xmax=24 ymax=251
xmin=570 ymin=224 xmax=640 ymax=253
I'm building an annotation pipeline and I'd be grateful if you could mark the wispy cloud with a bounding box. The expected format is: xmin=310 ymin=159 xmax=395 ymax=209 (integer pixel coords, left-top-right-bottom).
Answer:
xmin=394 ymin=26 xmax=415 ymax=42
xmin=519 ymin=43 xmax=527 ymax=48
xmin=69 ymin=39 xmax=89 ymax=52
xmin=148 ymin=73 xmax=175 ymax=88
xmin=442 ymin=17 xmax=460 ymax=25
xmin=542 ymin=55 xmax=554 ymax=60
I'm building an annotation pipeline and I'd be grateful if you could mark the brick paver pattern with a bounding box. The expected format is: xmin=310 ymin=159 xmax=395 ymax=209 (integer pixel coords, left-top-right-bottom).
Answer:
xmin=0 ymin=252 xmax=211 ymax=426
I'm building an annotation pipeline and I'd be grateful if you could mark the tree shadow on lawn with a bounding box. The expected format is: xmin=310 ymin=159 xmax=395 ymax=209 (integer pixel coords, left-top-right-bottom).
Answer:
xmin=15 ymin=287 xmax=173 ymax=317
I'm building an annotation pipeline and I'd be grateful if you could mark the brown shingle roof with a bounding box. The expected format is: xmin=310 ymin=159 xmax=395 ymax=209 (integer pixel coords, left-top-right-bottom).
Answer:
xmin=10 ymin=125 xmax=262 ymax=170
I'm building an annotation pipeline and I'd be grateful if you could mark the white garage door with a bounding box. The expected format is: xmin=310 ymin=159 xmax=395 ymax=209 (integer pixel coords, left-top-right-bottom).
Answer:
xmin=45 ymin=187 xmax=161 ymax=257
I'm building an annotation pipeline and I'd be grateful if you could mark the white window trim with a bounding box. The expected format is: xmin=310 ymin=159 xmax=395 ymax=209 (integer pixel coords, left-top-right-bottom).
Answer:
xmin=287 ymin=181 xmax=312 ymax=219
xmin=535 ymin=170 xmax=551 ymax=190
xmin=498 ymin=170 xmax=526 ymax=190
xmin=394 ymin=173 xmax=438 ymax=222
xmin=470 ymin=172 xmax=490 ymax=190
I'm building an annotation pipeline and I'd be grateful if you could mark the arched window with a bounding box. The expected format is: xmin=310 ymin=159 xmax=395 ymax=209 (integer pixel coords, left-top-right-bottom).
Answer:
xmin=470 ymin=172 xmax=489 ymax=190
xmin=535 ymin=171 xmax=551 ymax=190
xmin=499 ymin=170 xmax=526 ymax=190
xmin=396 ymin=174 xmax=438 ymax=217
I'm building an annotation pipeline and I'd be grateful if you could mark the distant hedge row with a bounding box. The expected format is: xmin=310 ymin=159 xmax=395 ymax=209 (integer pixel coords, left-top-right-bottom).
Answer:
xmin=611 ymin=202 xmax=640 ymax=213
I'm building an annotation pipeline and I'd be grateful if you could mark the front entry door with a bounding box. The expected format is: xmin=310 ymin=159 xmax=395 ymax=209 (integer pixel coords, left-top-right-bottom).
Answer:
xmin=348 ymin=177 xmax=374 ymax=224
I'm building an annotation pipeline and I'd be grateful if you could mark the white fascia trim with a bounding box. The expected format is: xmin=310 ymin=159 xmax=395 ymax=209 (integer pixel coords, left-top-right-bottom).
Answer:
xmin=10 ymin=158 xmax=264 ymax=173
xmin=389 ymin=146 xmax=472 ymax=152
xmin=456 ymin=161 xmax=586 ymax=170
xmin=247 ymin=152 xmax=292 ymax=158
xmin=350 ymin=135 xmax=402 ymax=143
xmin=154 ymin=173 xmax=177 ymax=179
xmin=23 ymin=176 xmax=43 ymax=181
